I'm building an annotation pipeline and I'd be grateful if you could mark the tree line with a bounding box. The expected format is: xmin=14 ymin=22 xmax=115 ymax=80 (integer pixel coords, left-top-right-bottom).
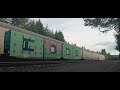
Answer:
xmin=83 ymin=18 xmax=120 ymax=60
xmin=101 ymin=49 xmax=112 ymax=60
xmin=101 ymin=49 xmax=120 ymax=60
xmin=0 ymin=18 xmax=65 ymax=42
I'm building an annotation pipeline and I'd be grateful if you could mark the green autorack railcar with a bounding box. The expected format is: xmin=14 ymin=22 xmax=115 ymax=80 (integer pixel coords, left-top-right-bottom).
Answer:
xmin=4 ymin=30 xmax=43 ymax=59
xmin=62 ymin=43 xmax=81 ymax=60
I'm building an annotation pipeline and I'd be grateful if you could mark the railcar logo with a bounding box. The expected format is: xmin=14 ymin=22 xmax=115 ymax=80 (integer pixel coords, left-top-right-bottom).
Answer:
xmin=50 ymin=45 xmax=57 ymax=53
xmin=66 ymin=48 xmax=70 ymax=55
xmin=76 ymin=50 xmax=78 ymax=56
xmin=22 ymin=38 xmax=34 ymax=51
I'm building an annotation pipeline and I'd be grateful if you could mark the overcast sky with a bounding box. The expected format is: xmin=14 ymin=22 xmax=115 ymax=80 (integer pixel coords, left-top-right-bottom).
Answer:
xmin=33 ymin=18 xmax=119 ymax=55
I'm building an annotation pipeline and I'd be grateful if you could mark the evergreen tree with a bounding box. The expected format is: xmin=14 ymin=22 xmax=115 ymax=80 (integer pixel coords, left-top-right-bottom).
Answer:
xmin=58 ymin=30 xmax=65 ymax=42
xmin=74 ymin=44 xmax=76 ymax=46
xmin=54 ymin=30 xmax=65 ymax=42
xmin=101 ymin=49 xmax=108 ymax=60
xmin=47 ymin=29 xmax=55 ymax=38
xmin=35 ymin=19 xmax=45 ymax=35
xmin=27 ymin=19 xmax=36 ymax=32
xmin=115 ymin=33 xmax=120 ymax=59
xmin=107 ymin=52 xmax=112 ymax=60
xmin=8 ymin=18 xmax=29 ymax=28
xmin=44 ymin=24 xmax=50 ymax=36
xmin=54 ymin=31 xmax=59 ymax=40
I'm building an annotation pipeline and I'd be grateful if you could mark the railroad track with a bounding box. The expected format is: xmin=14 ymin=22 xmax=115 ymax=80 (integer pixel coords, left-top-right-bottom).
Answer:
xmin=0 ymin=56 xmax=107 ymax=67
xmin=0 ymin=60 xmax=85 ymax=67
xmin=0 ymin=61 xmax=60 ymax=67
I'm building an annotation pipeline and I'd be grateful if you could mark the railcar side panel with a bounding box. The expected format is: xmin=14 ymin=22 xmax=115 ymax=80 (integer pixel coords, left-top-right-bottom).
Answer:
xmin=44 ymin=39 xmax=62 ymax=59
xmin=92 ymin=52 xmax=99 ymax=60
xmin=4 ymin=30 xmax=43 ymax=59
xmin=62 ymin=43 xmax=73 ymax=60
xmin=83 ymin=49 xmax=91 ymax=60
xmin=99 ymin=54 xmax=105 ymax=60
xmin=72 ymin=46 xmax=81 ymax=60
xmin=62 ymin=43 xmax=81 ymax=60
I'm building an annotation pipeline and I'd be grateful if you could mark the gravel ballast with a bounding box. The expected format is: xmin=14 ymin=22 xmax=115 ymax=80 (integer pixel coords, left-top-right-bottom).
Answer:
xmin=0 ymin=60 xmax=120 ymax=72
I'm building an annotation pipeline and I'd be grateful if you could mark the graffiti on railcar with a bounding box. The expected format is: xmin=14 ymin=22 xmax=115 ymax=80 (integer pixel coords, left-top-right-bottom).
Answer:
xmin=22 ymin=38 xmax=34 ymax=51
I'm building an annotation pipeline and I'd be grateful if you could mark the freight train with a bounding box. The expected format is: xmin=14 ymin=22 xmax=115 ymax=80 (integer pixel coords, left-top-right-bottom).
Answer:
xmin=0 ymin=22 xmax=105 ymax=60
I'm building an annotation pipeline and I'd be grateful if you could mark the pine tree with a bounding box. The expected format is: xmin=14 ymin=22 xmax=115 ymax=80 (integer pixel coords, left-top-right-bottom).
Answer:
xmin=101 ymin=49 xmax=108 ymax=60
xmin=27 ymin=19 xmax=36 ymax=32
xmin=107 ymin=52 xmax=112 ymax=60
xmin=115 ymin=33 xmax=120 ymax=59
xmin=35 ymin=19 xmax=45 ymax=35
xmin=54 ymin=30 xmax=65 ymax=42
